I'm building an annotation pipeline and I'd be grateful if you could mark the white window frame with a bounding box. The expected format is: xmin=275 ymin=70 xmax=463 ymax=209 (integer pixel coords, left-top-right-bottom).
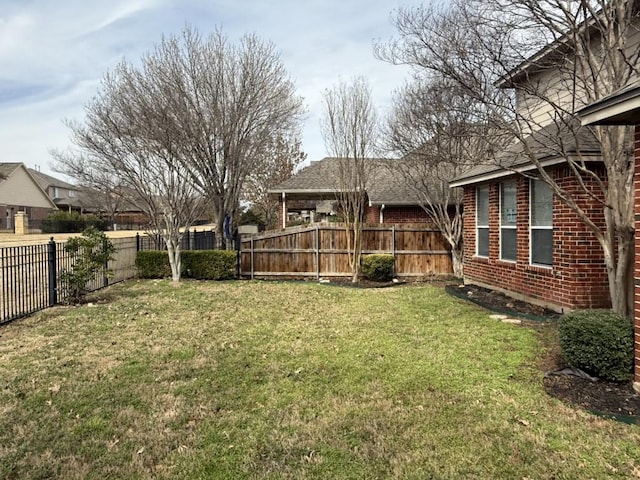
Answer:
xmin=476 ymin=185 xmax=489 ymax=258
xmin=529 ymin=178 xmax=553 ymax=268
xmin=499 ymin=181 xmax=517 ymax=262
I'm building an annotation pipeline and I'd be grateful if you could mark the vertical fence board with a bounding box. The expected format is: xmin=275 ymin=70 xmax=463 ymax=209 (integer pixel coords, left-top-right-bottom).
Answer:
xmin=239 ymin=224 xmax=452 ymax=279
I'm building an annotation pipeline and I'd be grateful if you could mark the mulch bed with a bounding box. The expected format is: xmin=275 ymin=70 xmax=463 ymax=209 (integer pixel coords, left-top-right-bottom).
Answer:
xmin=445 ymin=283 xmax=560 ymax=320
xmin=447 ymin=283 xmax=640 ymax=423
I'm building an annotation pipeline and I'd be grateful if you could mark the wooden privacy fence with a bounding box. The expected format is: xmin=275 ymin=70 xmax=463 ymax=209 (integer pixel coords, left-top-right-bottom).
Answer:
xmin=240 ymin=224 xmax=452 ymax=279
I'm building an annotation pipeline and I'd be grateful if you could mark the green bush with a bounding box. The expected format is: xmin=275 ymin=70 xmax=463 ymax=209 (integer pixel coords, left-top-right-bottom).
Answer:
xmin=559 ymin=309 xmax=633 ymax=382
xmin=361 ymin=254 xmax=395 ymax=282
xmin=136 ymin=250 xmax=237 ymax=280
xmin=182 ymin=250 xmax=237 ymax=280
xmin=42 ymin=211 xmax=108 ymax=233
xmin=135 ymin=251 xmax=172 ymax=279
xmin=59 ymin=227 xmax=117 ymax=304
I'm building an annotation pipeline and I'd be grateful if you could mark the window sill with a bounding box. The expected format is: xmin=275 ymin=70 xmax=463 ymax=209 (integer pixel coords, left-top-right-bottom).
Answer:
xmin=527 ymin=263 xmax=553 ymax=273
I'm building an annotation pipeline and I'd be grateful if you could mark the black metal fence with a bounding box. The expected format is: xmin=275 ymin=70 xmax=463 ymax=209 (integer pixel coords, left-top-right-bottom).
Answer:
xmin=136 ymin=229 xmax=216 ymax=251
xmin=0 ymin=229 xmax=216 ymax=325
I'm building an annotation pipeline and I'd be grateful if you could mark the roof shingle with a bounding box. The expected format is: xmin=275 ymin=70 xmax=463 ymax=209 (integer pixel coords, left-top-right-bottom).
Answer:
xmin=269 ymin=157 xmax=420 ymax=206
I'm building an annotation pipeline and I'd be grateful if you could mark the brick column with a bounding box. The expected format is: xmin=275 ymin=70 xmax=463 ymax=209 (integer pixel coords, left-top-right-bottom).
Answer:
xmin=634 ymin=125 xmax=640 ymax=391
xmin=14 ymin=211 xmax=29 ymax=235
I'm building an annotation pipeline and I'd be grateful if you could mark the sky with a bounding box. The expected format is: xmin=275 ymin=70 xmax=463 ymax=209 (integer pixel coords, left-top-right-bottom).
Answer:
xmin=0 ymin=0 xmax=425 ymax=179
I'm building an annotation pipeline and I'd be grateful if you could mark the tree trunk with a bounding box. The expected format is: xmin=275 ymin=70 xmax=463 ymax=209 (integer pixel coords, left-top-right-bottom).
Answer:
xmin=614 ymin=227 xmax=634 ymax=318
xmin=166 ymin=241 xmax=182 ymax=282
xmin=352 ymin=228 xmax=361 ymax=283
xmin=451 ymin=248 xmax=463 ymax=279
xmin=215 ymin=214 xmax=225 ymax=250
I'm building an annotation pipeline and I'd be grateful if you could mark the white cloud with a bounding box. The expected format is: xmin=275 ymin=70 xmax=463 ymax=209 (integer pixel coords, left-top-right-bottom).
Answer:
xmin=0 ymin=0 xmax=421 ymax=177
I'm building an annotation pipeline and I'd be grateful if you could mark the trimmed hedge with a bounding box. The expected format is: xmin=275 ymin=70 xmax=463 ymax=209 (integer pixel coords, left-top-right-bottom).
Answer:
xmin=559 ymin=309 xmax=633 ymax=382
xmin=136 ymin=250 xmax=237 ymax=280
xmin=135 ymin=251 xmax=172 ymax=279
xmin=361 ymin=254 xmax=395 ymax=282
xmin=42 ymin=211 xmax=108 ymax=233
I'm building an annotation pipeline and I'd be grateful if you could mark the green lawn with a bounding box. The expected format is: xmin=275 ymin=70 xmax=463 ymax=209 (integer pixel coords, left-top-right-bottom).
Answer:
xmin=0 ymin=280 xmax=638 ymax=479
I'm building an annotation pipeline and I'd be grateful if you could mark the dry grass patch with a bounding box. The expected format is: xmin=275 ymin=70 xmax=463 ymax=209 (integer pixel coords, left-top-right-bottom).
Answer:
xmin=0 ymin=280 xmax=638 ymax=479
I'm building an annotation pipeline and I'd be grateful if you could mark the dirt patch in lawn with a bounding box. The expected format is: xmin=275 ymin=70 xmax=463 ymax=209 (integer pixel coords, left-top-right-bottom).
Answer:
xmin=446 ymin=283 xmax=640 ymax=422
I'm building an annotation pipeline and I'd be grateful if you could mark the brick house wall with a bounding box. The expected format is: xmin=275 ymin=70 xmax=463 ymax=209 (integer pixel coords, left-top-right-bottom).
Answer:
xmin=462 ymin=166 xmax=610 ymax=312
xmin=0 ymin=205 xmax=53 ymax=230
xmin=277 ymin=198 xmax=433 ymax=229
xmin=365 ymin=205 xmax=432 ymax=224
xmin=634 ymin=126 xmax=640 ymax=385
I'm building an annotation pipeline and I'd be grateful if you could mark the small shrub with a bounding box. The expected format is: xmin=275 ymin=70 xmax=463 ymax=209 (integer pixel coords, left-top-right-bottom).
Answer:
xmin=59 ymin=227 xmax=117 ymax=304
xmin=559 ymin=309 xmax=633 ymax=382
xmin=135 ymin=251 xmax=172 ymax=279
xmin=361 ymin=254 xmax=395 ymax=282
xmin=136 ymin=250 xmax=237 ymax=280
xmin=182 ymin=250 xmax=237 ymax=280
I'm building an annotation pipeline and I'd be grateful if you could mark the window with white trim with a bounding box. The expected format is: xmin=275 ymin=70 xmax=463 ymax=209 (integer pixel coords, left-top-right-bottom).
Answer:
xmin=476 ymin=185 xmax=489 ymax=257
xmin=530 ymin=178 xmax=553 ymax=266
xmin=500 ymin=181 xmax=517 ymax=261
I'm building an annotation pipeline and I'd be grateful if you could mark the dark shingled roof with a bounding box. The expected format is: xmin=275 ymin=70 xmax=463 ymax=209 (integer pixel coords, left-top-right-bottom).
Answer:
xmin=28 ymin=168 xmax=78 ymax=191
xmin=0 ymin=163 xmax=21 ymax=180
xmin=269 ymin=157 xmax=420 ymax=206
xmin=450 ymin=120 xmax=602 ymax=186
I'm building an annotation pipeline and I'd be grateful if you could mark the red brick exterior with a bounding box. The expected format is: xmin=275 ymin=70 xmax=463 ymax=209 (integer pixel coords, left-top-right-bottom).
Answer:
xmin=276 ymin=198 xmax=433 ymax=229
xmin=365 ymin=205 xmax=432 ymax=224
xmin=463 ymin=166 xmax=610 ymax=312
xmin=633 ymin=126 xmax=640 ymax=385
xmin=0 ymin=205 xmax=53 ymax=231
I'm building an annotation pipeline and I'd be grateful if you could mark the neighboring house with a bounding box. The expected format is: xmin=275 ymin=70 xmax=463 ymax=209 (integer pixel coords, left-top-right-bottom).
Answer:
xmin=78 ymin=186 xmax=212 ymax=230
xmin=28 ymin=168 xmax=82 ymax=212
xmin=268 ymin=157 xmax=433 ymax=229
xmin=0 ymin=163 xmax=57 ymax=231
xmin=77 ymin=186 xmax=150 ymax=229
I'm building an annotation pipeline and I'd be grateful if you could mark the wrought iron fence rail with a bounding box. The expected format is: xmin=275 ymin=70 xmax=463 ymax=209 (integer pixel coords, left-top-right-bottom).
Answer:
xmin=0 ymin=229 xmax=216 ymax=325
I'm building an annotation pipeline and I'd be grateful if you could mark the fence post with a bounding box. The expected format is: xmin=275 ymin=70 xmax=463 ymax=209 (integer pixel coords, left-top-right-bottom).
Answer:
xmin=102 ymin=237 xmax=109 ymax=287
xmin=391 ymin=225 xmax=396 ymax=277
xmin=234 ymin=232 xmax=241 ymax=278
xmin=315 ymin=225 xmax=320 ymax=281
xmin=250 ymin=236 xmax=255 ymax=280
xmin=47 ymin=237 xmax=57 ymax=307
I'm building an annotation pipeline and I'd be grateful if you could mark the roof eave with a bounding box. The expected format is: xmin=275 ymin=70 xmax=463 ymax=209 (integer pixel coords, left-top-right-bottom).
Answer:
xmin=267 ymin=188 xmax=337 ymax=195
xmin=449 ymin=155 xmax=599 ymax=188
xmin=578 ymin=86 xmax=640 ymax=126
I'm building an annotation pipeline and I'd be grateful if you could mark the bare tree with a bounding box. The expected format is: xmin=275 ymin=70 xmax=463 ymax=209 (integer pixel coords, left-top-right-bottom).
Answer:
xmin=147 ymin=27 xmax=306 ymax=248
xmin=243 ymin=132 xmax=307 ymax=230
xmin=384 ymin=78 xmax=505 ymax=277
xmin=57 ymin=53 xmax=210 ymax=282
xmin=321 ymin=77 xmax=379 ymax=282
xmin=51 ymin=150 xmax=129 ymax=229
xmin=377 ymin=0 xmax=639 ymax=316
